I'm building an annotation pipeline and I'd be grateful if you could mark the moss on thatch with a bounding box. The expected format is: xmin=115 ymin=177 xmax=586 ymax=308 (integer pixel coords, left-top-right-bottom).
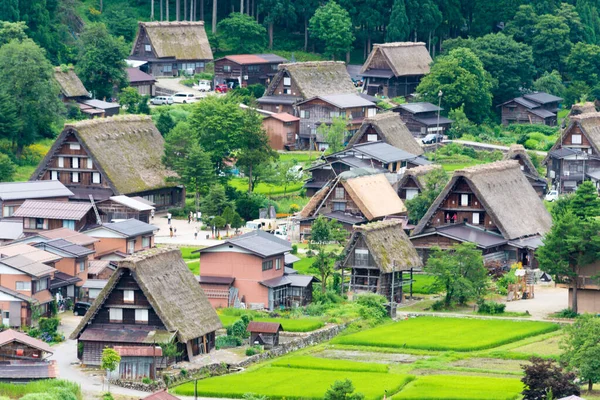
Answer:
xmin=137 ymin=21 xmax=213 ymax=61
xmin=347 ymin=112 xmax=423 ymax=155
xmin=53 ymin=67 xmax=89 ymax=98
xmin=361 ymin=42 xmax=432 ymax=77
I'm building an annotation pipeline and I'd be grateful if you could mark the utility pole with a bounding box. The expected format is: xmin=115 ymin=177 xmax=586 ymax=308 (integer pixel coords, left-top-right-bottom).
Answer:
xmin=390 ymin=261 xmax=396 ymax=306
xmin=436 ymin=90 xmax=443 ymax=153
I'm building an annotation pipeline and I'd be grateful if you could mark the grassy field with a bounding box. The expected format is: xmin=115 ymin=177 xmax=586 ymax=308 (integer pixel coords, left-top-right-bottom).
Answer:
xmin=0 ymin=379 xmax=82 ymax=399
xmin=393 ymin=375 xmax=523 ymax=400
xmin=440 ymin=161 xmax=485 ymax=172
xmin=219 ymin=314 xmax=324 ymax=332
xmin=179 ymin=246 xmax=200 ymax=259
xmin=172 ymin=365 xmax=414 ymax=399
xmin=229 ymin=177 xmax=305 ymax=195
xmin=332 ymin=317 xmax=559 ymax=351
xmin=292 ymin=255 xmax=314 ymax=275
xmin=272 ymin=356 xmax=388 ymax=373
xmin=411 ymin=274 xmax=439 ymax=295
xmin=187 ymin=260 xmax=200 ymax=275
xmin=13 ymin=164 xmax=37 ymax=181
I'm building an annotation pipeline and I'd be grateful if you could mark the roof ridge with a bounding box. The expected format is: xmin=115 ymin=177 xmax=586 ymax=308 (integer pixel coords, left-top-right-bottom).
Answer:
xmin=374 ymin=42 xmax=427 ymax=48
xmin=65 ymin=114 xmax=152 ymax=129
xmin=456 ymin=160 xmax=520 ymax=175
xmin=355 ymin=219 xmax=403 ymax=232
xmin=141 ymin=21 xmax=205 ymax=26
xmin=280 ymin=61 xmax=346 ymax=68
xmin=571 ymin=111 xmax=600 ymax=121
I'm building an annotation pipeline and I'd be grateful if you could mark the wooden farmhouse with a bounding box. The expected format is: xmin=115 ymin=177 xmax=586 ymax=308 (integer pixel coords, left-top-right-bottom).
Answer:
xmin=503 ymin=144 xmax=547 ymax=197
xmin=261 ymin=112 xmax=300 ymax=151
xmin=70 ymin=247 xmax=222 ymax=366
xmin=338 ymin=220 xmax=422 ymax=301
xmin=397 ymin=164 xmax=443 ymax=201
xmin=360 ymin=42 xmax=432 ymax=98
xmin=12 ymin=200 xmax=97 ymax=233
xmin=304 ymin=141 xmax=430 ymax=197
xmin=0 ymin=329 xmax=57 ymax=382
xmin=393 ymin=102 xmax=453 ymax=138
xmin=31 ymin=115 xmax=184 ymax=209
xmin=296 ymin=94 xmax=377 ymax=150
xmin=559 ymin=259 xmax=600 ymax=313
xmin=346 ymin=112 xmax=424 ymax=155
xmin=127 ymin=68 xmax=157 ymax=96
xmin=299 ymin=169 xmax=406 ymax=237
xmin=410 ymin=161 xmax=552 ymax=268
xmin=214 ymin=54 xmax=287 ymax=88
xmin=247 ymin=321 xmax=282 ymax=349
xmin=0 ymin=181 xmax=73 ymax=219
xmin=96 ymin=195 xmax=155 ymax=223
xmin=499 ymin=92 xmax=562 ymax=126
xmin=130 ymin=21 xmax=213 ymax=77
xmin=257 ymin=61 xmax=356 ymax=114
xmin=53 ymin=66 xmax=89 ymax=103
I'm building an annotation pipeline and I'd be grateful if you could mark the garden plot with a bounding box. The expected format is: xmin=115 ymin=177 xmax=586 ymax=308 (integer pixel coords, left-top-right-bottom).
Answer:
xmin=331 ymin=317 xmax=559 ymax=351
xmin=449 ymin=357 xmax=527 ymax=373
xmin=509 ymin=334 xmax=563 ymax=357
xmin=392 ymin=375 xmax=523 ymax=400
xmin=314 ymin=349 xmax=422 ymax=364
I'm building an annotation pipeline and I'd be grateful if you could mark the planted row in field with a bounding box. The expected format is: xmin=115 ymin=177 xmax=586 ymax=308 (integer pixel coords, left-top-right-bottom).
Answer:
xmin=392 ymin=375 xmax=523 ymax=400
xmin=272 ymin=356 xmax=388 ymax=373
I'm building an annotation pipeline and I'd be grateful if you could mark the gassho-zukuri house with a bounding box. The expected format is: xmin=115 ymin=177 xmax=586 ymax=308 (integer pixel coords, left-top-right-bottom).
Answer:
xmin=410 ymin=161 xmax=552 ymax=268
xmin=30 ymin=115 xmax=184 ymax=209
xmin=70 ymin=247 xmax=222 ymax=365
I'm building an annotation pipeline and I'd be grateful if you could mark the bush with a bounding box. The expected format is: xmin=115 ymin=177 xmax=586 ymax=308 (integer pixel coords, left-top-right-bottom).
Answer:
xmin=355 ymin=293 xmax=388 ymax=322
xmin=245 ymin=345 xmax=263 ymax=356
xmin=102 ymin=394 xmax=114 ymax=400
xmin=142 ymin=377 xmax=152 ymax=384
xmin=291 ymin=244 xmax=298 ymax=254
xmin=216 ymin=335 xmax=243 ymax=349
xmin=38 ymin=317 xmax=59 ymax=335
xmin=431 ymin=300 xmax=446 ymax=311
xmin=554 ymin=308 xmax=578 ymax=318
xmin=477 ymin=301 xmax=506 ymax=315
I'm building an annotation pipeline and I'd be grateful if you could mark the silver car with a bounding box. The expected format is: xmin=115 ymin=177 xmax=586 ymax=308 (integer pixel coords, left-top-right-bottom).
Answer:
xmin=151 ymin=96 xmax=174 ymax=105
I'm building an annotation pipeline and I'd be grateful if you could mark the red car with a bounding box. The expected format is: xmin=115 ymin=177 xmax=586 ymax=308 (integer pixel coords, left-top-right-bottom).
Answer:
xmin=215 ymin=84 xmax=230 ymax=93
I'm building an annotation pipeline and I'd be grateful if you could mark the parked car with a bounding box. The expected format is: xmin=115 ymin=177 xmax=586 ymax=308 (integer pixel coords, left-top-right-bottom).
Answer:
xmin=421 ymin=133 xmax=444 ymax=144
xmin=150 ymin=96 xmax=173 ymax=105
xmin=193 ymin=80 xmax=212 ymax=92
xmin=215 ymin=84 xmax=230 ymax=94
xmin=545 ymin=190 xmax=559 ymax=202
xmin=172 ymin=92 xmax=198 ymax=104
xmin=73 ymin=301 xmax=91 ymax=316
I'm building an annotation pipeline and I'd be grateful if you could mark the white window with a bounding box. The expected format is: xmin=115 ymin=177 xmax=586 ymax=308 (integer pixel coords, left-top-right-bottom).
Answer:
xmin=123 ymin=290 xmax=134 ymax=303
xmin=283 ymin=77 xmax=291 ymax=86
xmin=16 ymin=281 xmax=31 ymax=291
xmin=472 ymin=213 xmax=480 ymax=225
xmin=72 ymin=172 xmax=79 ymax=183
xmin=330 ymin=111 xmax=340 ymax=118
xmin=367 ymin=134 xmax=378 ymax=142
xmin=223 ymin=65 xmax=231 ymax=72
xmin=109 ymin=308 xmax=123 ymax=322
xmin=72 ymin=157 xmax=79 ymax=169
xmin=163 ymin=65 xmax=172 ymax=73
xmin=127 ymin=240 xmax=135 ymax=254
xmin=335 ymin=187 xmax=345 ymax=199
xmin=87 ymin=158 xmax=93 ymax=169
xmin=35 ymin=279 xmax=47 ymax=291
xmin=142 ymin=236 xmax=150 ymax=248
xmin=58 ymin=157 xmax=64 ymax=168
xmin=355 ymin=249 xmax=369 ymax=266
xmin=145 ymin=44 xmax=151 ymax=52
xmin=135 ymin=309 xmax=148 ymax=323
xmin=572 ymin=134 xmax=582 ymax=145
xmin=461 ymin=194 xmax=469 ymax=206
xmin=3 ymin=206 xmax=15 ymax=217
xmin=69 ymin=143 xmax=80 ymax=150
xmin=300 ymin=110 xmax=310 ymax=119
xmin=333 ymin=202 xmax=346 ymax=211
xmin=406 ymin=189 xmax=419 ymax=200
xmin=367 ymin=108 xmax=377 ymax=117
xmin=51 ymin=171 xmax=59 ymax=181
xmin=276 ymin=258 xmax=281 ymax=270
xmin=79 ymin=260 xmax=85 ymax=272
xmin=92 ymin=172 xmax=101 ymax=184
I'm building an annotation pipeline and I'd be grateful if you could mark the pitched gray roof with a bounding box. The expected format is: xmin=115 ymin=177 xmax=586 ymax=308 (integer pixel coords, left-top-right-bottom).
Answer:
xmin=397 ymin=102 xmax=442 ymax=114
xmin=0 ymin=221 xmax=23 ymax=241
xmin=201 ymin=230 xmax=291 ymax=258
xmin=0 ymin=255 xmax=56 ymax=278
xmin=12 ymin=200 xmax=92 ymax=220
xmin=523 ymin=92 xmax=563 ymax=105
xmin=413 ymin=224 xmax=508 ymax=249
xmin=0 ymin=181 xmax=73 ymax=201
xmin=36 ymin=238 xmax=95 ymax=258
xmin=102 ymin=219 xmax=158 ymax=237
xmin=353 ymin=141 xmax=419 ymax=163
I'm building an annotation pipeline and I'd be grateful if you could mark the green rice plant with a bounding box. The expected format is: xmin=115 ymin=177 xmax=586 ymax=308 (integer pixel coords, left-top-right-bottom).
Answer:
xmin=332 ymin=317 xmax=559 ymax=351
xmin=179 ymin=247 xmax=201 ymax=260
xmin=410 ymin=274 xmax=439 ymax=295
xmin=218 ymin=314 xmax=324 ymax=332
xmin=0 ymin=379 xmax=82 ymax=399
xmin=187 ymin=261 xmax=200 ymax=275
xmin=272 ymin=356 xmax=388 ymax=373
xmin=392 ymin=375 xmax=523 ymax=400
xmin=172 ymin=366 xmax=414 ymax=399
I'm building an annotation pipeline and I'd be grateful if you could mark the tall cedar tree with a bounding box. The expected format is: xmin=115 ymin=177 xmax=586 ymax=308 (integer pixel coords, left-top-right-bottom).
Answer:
xmin=310 ymin=216 xmax=346 ymax=293
xmin=561 ymin=314 xmax=600 ymax=392
xmin=309 ymin=1 xmax=354 ymax=60
xmin=521 ymin=357 xmax=580 ymax=399
xmin=217 ymin=13 xmax=267 ymax=53
xmin=182 ymin=144 xmax=215 ymax=213
xmin=386 ymin=0 xmax=410 ymax=42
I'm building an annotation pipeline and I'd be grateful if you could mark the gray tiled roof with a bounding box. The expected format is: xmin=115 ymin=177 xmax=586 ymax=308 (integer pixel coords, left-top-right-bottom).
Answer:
xmin=397 ymin=102 xmax=442 ymax=114
xmin=226 ymin=230 xmax=291 ymax=257
xmin=0 ymin=220 xmax=23 ymax=240
xmin=38 ymin=238 xmax=95 ymax=257
xmin=103 ymin=219 xmax=158 ymax=237
xmin=353 ymin=141 xmax=418 ymax=163
xmin=523 ymin=92 xmax=563 ymax=105
xmin=435 ymin=224 xmax=508 ymax=248
xmin=0 ymin=255 xmax=56 ymax=278
xmin=299 ymin=94 xmax=374 ymax=109
xmin=0 ymin=181 xmax=73 ymax=201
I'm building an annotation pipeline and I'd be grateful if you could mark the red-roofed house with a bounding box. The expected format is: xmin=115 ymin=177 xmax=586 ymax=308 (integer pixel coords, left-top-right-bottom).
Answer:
xmin=0 ymin=329 xmax=57 ymax=382
xmin=140 ymin=390 xmax=180 ymax=400
xmin=262 ymin=112 xmax=300 ymax=150
xmin=127 ymin=68 xmax=156 ymax=96
xmin=110 ymin=345 xmax=165 ymax=380
xmin=214 ymin=54 xmax=287 ymax=88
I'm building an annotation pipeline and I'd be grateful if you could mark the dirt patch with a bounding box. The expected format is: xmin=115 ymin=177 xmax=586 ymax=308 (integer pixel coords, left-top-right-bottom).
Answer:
xmin=450 ymin=358 xmax=527 ymax=372
xmin=313 ymin=349 xmax=422 ymax=364
xmin=411 ymin=369 xmax=518 ymax=379
xmin=511 ymin=335 xmax=563 ymax=356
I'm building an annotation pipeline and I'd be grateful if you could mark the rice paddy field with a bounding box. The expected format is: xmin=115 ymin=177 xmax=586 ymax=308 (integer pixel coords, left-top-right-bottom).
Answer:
xmin=219 ymin=314 xmax=324 ymax=332
xmin=171 ymin=316 xmax=563 ymax=399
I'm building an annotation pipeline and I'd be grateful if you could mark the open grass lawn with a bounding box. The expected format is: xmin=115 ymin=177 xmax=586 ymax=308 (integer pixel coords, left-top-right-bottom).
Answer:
xmin=411 ymin=274 xmax=439 ymax=295
xmin=292 ymin=255 xmax=314 ymax=275
xmin=179 ymin=246 xmax=200 ymax=260
xmin=332 ymin=317 xmax=559 ymax=351
xmin=187 ymin=260 xmax=200 ymax=275
xmin=393 ymin=375 xmax=523 ymax=400
xmin=440 ymin=161 xmax=485 ymax=172
xmin=278 ymin=151 xmax=319 ymax=165
xmin=272 ymin=356 xmax=388 ymax=373
xmin=172 ymin=365 xmax=414 ymax=399
xmin=219 ymin=315 xmax=324 ymax=332
xmin=13 ymin=164 xmax=37 ymax=182
xmin=229 ymin=177 xmax=304 ymax=195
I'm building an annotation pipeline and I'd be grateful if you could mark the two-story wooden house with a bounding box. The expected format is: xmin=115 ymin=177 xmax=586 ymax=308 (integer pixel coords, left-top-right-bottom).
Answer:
xmin=410 ymin=161 xmax=552 ymax=268
xmin=257 ymin=61 xmax=356 ymax=114
xmin=198 ymin=230 xmax=317 ymax=310
xmin=397 ymin=164 xmax=444 ymax=201
xmin=70 ymin=247 xmax=222 ymax=365
xmin=12 ymin=200 xmax=97 ymax=233
xmin=503 ymin=144 xmax=547 ymax=197
xmin=129 ymin=21 xmax=213 ymax=77
xmin=261 ymin=112 xmax=300 ymax=151
xmin=337 ymin=220 xmax=422 ymax=301
xmin=295 ymin=94 xmax=377 ymax=150
xmin=544 ymin=112 xmax=600 ymax=193
xmin=213 ymin=54 xmax=287 ymax=88
xmin=84 ymin=219 xmax=158 ymax=259
xmin=499 ymin=92 xmax=562 ymax=126
xmin=0 ymin=181 xmax=73 ymax=219
xmin=393 ymin=102 xmax=453 ymax=138
xmin=0 ymin=329 xmax=57 ymax=382
xmin=346 ymin=112 xmax=424 ymax=155
xmin=30 ymin=115 xmax=184 ymax=209
xmin=360 ymin=42 xmax=432 ymax=98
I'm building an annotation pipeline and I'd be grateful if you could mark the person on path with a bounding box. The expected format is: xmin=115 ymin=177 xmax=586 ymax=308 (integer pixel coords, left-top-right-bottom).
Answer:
xmin=174 ymin=227 xmax=177 ymax=237
xmin=194 ymin=226 xmax=199 ymax=240
xmin=167 ymin=212 xmax=172 ymax=225
xmin=151 ymin=209 xmax=155 ymax=220
xmin=188 ymin=211 xmax=193 ymax=224
xmin=169 ymin=226 xmax=173 ymax=238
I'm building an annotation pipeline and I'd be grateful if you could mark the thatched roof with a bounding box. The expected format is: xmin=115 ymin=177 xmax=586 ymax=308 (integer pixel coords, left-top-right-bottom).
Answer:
xmin=546 ymin=112 xmax=600 ymax=162
xmin=342 ymin=173 xmax=406 ymax=220
xmin=266 ymin=61 xmax=356 ymax=99
xmin=299 ymin=181 xmax=332 ymax=218
xmin=397 ymin=164 xmax=443 ymax=190
xmin=137 ymin=21 xmax=213 ymax=61
xmin=71 ymin=247 xmax=222 ymax=343
xmin=33 ymin=115 xmax=178 ymax=195
xmin=361 ymin=42 xmax=432 ymax=77
xmin=412 ymin=161 xmax=552 ymax=239
xmin=503 ymin=144 xmax=541 ymax=178
xmin=340 ymin=220 xmax=422 ymax=272
xmin=347 ymin=112 xmax=423 ymax=155
xmin=569 ymin=102 xmax=596 ymax=117
xmin=53 ymin=67 xmax=89 ymax=98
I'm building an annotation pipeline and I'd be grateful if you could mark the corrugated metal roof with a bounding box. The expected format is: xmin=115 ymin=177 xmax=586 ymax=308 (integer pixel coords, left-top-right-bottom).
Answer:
xmin=353 ymin=142 xmax=418 ymax=163
xmin=0 ymin=181 xmax=73 ymax=201
xmin=80 ymin=99 xmax=120 ymax=110
xmin=256 ymin=54 xmax=288 ymax=63
xmin=13 ymin=200 xmax=92 ymax=220
xmin=284 ymin=253 xmax=300 ymax=265
xmin=40 ymin=228 xmax=98 ymax=246
xmin=287 ymin=274 xmax=317 ymax=287
xmin=268 ymin=112 xmax=299 ymax=122
xmin=226 ymin=230 xmax=291 ymax=257
xmin=435 ymin=224 xmax=508 ymax=249
xmin=299 ymin=94 xmax=375 ymax=109
xmin=114 ymin=345 xmax=163 ymax=357
xmin=246 ymin=321 xmax=282 ymax=333
xmin=88 ymin=260 xmax=115 ymax=275
xmin=0 ymin=362 xmax=57 ymax=379
xmin=260 ymin=275 xmax=292 ymax=288
xmin=0 ymin=255 xmax=56 ymax=278
xmin=0 ymin=329 xmax=54 ymax=354
xmin=397 ymin=102 xmax=442 ymax=114
xmin=523 ymin=92 xmax=563 ymax=105
xmin=102 ymin=219 xmax=158 ymax=237
xmin=359 ymin=68 xmax=394 ymax=78
xmin=82 ymin=279 xmax=108 ymax=289
xmin=109 ymin=195 xmax=155 ymax=211
xmin=257 ymin=95 xmax=302 ymax=105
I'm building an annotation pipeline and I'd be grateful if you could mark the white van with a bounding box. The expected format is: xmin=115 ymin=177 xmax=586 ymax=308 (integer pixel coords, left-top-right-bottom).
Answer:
xmin=193 ymin=80 xmax=212 ymax=92
xmin=172 ymin=92 xmax=198 ymax=104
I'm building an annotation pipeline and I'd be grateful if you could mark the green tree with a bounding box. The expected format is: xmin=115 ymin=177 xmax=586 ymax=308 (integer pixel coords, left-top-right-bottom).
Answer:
xmin=504 ymin=5 xmax=538 ymax=44
xmin=101 ymin=347 xmax=121 ymax=393
xmin=222 ymin=206 xmax=235 ymax=235
xmin=386 ymin=0 xmax=410 ymax=42
xmin=405 ymin=0 xmax=442 ymax=43
xmin=0 ymin=21 xmax=27 ymax=46
xmin=577 ymin=0 xmax=600 ymax=45
xmin=0 ymin=90 xmax=21 ymax=143
xmin=201 ymin=184 xmax=232 ymax=217
xmin=259 ymin=0 xmax=295 ymax=50
xmin=425 ymin=242 xmax=488 ymax=308
xmin=309 ymin=1 xmax=355 ymax=60
xmin=0 ymin=39 xmax=63 ymax=156
xmin=533 ymin=70 xmax=566 ymax=98
xmin=405 ymin=168 xmax=449 ymax=224
xmin=155 ymin=109 xmax=176 ymax=136
xmin=566 ymin=42 xmax=600 ymax=88
xmin=213 ymin=215 xmax=226 ymax=237
xmin=310 ymin=216 xmax=346 ymax=292
xmin=317 ymin=116 xmax=348 ymax=154
xmin=104 ymin=8 xmax=137 ymax=42
xmin=182 ymin=144 xmax=215 ymax=214
xmin=561 ymin=314 xmax=600 ymax=392
xmin=531 ymin=14 xmax=572 ymax=73
xmin=556 ymin=3 xmax=585 ymax=44
xmin=231 ymin=212 xmax=245 ymax=234
xmin=564 ymin=81 xmax=591 ymax=107
xmin=446 ymin=106 xmax=475 ymax=139
xmin=217 ymin=13 xmax=267 ymax=53
xmin=118 ymin=87 xmax=142 ymax=113
xmin=0 ymin=154 xmax=16 ymax=182
xmin=76 ymin=23 xmax=128 ymax=100
xmin=570 ymin=181 xmax=600 ymax=219
xmin=324 ymin=379 xmax=364 ymax=400
xmin=416 ymin=48 xmax=494 ymax=124
xmin=163 ymin=121 xmax=195 ymax=172
xmin=0 ymin=0 xmax=19 ymax=21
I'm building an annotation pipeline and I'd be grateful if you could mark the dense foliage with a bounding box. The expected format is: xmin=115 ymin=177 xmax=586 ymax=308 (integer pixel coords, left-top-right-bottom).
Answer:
xmin=521 ymin=357 xmax=580 ymax=400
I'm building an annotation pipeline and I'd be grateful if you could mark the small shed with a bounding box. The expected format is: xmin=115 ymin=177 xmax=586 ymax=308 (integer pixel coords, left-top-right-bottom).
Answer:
xmin=112 ymin=346 xmax=165 ymax=380
xmin=140 ymin=390 xmax=181 ymax=400
xmin=247 ymin=321 xmax=283 ymax=348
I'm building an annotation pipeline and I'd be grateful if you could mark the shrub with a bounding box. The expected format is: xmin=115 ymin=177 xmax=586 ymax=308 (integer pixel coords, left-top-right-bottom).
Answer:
xmin=554 ymin=308 xmax=578 ymax=318
xmin=291 ymin=244 xmax=298 ymax=254
xmin=477 ymin=301 xmax=506 ymax=315
xmin=524 ymin=139 xmax=539 ymax=150
xmin=38 ymin=317 xmax=59 ymax=335
xmin=180 ymin=368 xmax=188 ymax=377
xmin=142 ymin=377 xmax=152 ymax=384
xmin=102 ymin=394 xmax=114 ymax=400
xmin=355 ymin=293 xmax=388 ymax=322
xmin=245 ymin=345 xmax=263 ymax=356
xmin=431 ymin=300 xmax=446 ymax=311
xmin=216 ymin=335 xmax=243 ymax=349
xmin=522 ymin=357 xmax=580 ymax=400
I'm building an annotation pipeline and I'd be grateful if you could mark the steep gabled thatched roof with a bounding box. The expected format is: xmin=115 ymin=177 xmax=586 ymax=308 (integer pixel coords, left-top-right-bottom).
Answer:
xmin=137 ymin=21 xmax=213 ymax=61
xmin=412 ymin=161 xmax=552 ymax=239
xmin=397 ymin=164 xmax=443 ymax=190
xmin=53 ymin=67 xmax=89 ymax=98
xmin=546 ymin=112 xmax=600 ymax=162
xmin=347 ymin=112 xmax=423 ymax=155
xmin=32 ymin=115 xmax=178 ymax=195
xmin=341 ymin=173 xmax=406 ymax=220
xmin=266 ymin=61 xmax=356 ymax=99
xmin=299 ymin=181 xmax=333 ymax=218
xmin=361 ymin=42 xmax=432 ymax=77
xmin=503 ymin=144 xmax=541 ymax=178
xmin=569 ymin=102 xmax=596 ymax=117
xmin=340 ymin=220 xmax=422 ymax=272
xmin=71 ymin=247 xmax=222 ymax=343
